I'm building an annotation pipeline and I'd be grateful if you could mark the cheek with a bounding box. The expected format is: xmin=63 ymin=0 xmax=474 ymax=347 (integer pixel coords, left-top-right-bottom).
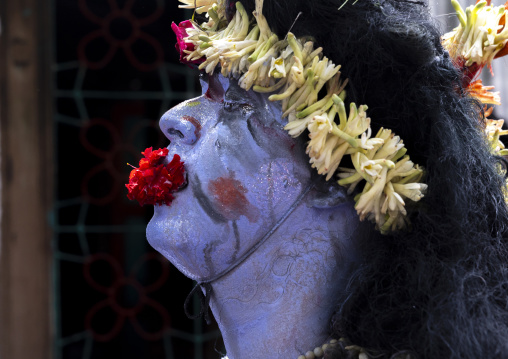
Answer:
xmin=200 ymin=119 xmax=311 ymax=227
xmin=208 ymin=175 xmax=260 ymax=223
xmin=204 ymin=156 xmax=309 ymax=228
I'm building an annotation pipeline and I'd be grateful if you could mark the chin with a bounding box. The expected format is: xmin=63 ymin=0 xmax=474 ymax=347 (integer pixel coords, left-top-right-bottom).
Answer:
xmin=146 ymin=190 xmax=202 ymax=279
xmin=146 ymin=188 xmax=235 ymax=280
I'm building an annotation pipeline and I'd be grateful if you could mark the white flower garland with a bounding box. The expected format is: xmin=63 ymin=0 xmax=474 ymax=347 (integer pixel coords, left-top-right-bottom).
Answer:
xmin=486 ymin=117 xmax=508 ymax=155
xmin=442 ymin=0 xmax=508 ymax=200
xmin=177 ymin=0 xmax=427 ymax=233
xmin=442 ymin=0 xmax=508 ymax=67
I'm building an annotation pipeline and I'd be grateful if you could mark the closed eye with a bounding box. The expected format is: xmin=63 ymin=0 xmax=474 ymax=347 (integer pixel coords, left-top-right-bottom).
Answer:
xmin=223 ymin=101 xmax=254 ymax=115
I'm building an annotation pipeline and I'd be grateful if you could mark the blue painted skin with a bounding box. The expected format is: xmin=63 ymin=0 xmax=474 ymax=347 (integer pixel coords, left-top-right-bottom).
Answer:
xmin=146 ymin=74 xmax=371 ymax=358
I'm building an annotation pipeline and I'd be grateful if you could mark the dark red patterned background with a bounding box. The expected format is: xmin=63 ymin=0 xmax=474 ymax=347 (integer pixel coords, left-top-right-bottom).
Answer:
xmin=54 ymin=0 xmax=223 ymax=358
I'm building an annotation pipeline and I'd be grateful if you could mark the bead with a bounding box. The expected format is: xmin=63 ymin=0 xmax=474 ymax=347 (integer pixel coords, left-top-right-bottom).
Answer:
xmin=314 ymin=346 xmax=324 ymax=357
xmin=297 ymin=339 xmax=339 ymax=359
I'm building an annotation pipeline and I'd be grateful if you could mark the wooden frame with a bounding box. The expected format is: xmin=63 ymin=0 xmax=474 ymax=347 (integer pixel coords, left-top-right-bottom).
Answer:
xmin=0 ymin=0 xmax=53 ymax=357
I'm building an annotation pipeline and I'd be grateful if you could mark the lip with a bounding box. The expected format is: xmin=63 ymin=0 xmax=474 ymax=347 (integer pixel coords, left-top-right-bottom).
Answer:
xmin=177 ymin=172 xmax=189 ymax=192
xmin=163 ymin=151 xmax=189 ymax=193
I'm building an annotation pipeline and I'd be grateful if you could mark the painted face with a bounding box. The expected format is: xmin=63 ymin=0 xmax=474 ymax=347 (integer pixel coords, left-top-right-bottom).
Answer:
xmin=146 ymin=74 xmax=314 ymax=280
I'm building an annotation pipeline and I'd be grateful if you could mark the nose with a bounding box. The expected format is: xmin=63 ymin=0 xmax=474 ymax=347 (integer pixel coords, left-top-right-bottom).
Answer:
xmin=159 ymin=112 xmax=202 ymax=145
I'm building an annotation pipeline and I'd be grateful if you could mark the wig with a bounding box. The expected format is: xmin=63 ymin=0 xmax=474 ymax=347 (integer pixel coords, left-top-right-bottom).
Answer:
xmin=223 ymin=0 xmax=508 ymax=357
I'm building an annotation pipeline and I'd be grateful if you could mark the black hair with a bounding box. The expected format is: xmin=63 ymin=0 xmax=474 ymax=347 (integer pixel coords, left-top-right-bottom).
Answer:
xmin=227 ymin=0 xmax=508 ymax=357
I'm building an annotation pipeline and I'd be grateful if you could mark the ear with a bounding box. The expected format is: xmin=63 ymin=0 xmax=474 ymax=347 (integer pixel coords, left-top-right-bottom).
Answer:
xmin=306 ymin=180 xmax=350 ymax=208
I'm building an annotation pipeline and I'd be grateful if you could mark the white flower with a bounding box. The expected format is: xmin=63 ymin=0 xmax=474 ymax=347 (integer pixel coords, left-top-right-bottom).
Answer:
xmin=355 ymin=167 xmax=389 ymax=223
xmin=373 ymin=132 xmax=404 ymax=161
xmin=485 ymin=119 xmax=508 ymax=154
xmin=284 ymin=116 xmax=312 ymax=137
xmin=360 ymin=127 xmax=384 ymax=150
xmin=307 ymin=114 xmax=333 ymax=158
xmin=310 ymin=57 xmax=341 ymax=99
xmin=344 ymin=104 xmax=370 ymax=137
xmin=351 ymin=152 xmax=383 ymax=183
xmin=269 ymin=57 xmax=286 ymax=78
xmin=289 ymin=57 xmax=305 ymax=86
xmin=178 ymin=0 xmax=215 ymax=13
xmin=323 ymin=142 xmax=350 ymax=180
xmin=309 ymin=135 xmax=338 ymax=172
xmin=381 ymin=182 xmax=406 ymax=215
xmin=392 ymin=182 xmax=427 ymax=202
xmin=380 ymin=210 xmax=408 ymax=234
xmin=386 ymin=156 xmax=419 ymax=182
xmin=442 ymin=0 xmax=508 ymax=66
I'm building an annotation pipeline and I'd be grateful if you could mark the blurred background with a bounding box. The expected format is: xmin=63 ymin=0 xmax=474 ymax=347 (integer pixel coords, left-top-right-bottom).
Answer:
xmin=0 ymin=0 xmax=506 ymax=358
xmin=1 ymin=0 xmax=222 ymax=358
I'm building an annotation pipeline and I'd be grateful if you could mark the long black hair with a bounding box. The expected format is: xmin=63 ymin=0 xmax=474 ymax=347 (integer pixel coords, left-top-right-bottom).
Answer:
xmin=226 ymin=0 xmax=508 ymax=357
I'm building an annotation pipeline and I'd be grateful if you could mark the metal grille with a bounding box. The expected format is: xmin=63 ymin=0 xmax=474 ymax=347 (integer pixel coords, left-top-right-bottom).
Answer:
xmin=51 ymin=1 xmax=222 ymax=357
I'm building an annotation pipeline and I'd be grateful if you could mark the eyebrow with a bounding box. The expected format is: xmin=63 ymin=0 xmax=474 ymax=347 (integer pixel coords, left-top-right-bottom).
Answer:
xmin=224 ymin=88 xmax=247 ymax=103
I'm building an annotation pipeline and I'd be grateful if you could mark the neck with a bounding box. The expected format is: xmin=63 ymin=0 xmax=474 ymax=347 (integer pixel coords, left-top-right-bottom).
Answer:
xmin=207 ymin=204 xmax=362 ymax=359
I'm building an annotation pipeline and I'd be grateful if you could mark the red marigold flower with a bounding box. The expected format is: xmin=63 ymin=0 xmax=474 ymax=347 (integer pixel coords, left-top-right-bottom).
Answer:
xmin=126 ymin=147 xmax=186 ymax=206
xmin=171 ymin=20 xmax=204 ymax=65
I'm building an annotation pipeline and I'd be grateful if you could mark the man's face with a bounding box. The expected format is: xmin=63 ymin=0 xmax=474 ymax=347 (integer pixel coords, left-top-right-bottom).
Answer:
xmin=146 ymin=74 xmax=313 ymax=280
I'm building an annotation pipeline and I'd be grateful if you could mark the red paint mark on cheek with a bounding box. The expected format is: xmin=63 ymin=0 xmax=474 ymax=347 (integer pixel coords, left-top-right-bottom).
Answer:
xmin=208 ymin=175 xmax=260 ymax=223
xmin=182 ymin=115 xmax=202 ymax=140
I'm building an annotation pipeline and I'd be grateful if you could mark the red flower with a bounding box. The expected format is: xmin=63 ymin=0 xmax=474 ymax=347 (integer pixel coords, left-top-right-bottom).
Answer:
xmin=126 ymin=147 xmax=185 ymax=206
xmin=171 ymin=20 xmax=204 ymax=65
